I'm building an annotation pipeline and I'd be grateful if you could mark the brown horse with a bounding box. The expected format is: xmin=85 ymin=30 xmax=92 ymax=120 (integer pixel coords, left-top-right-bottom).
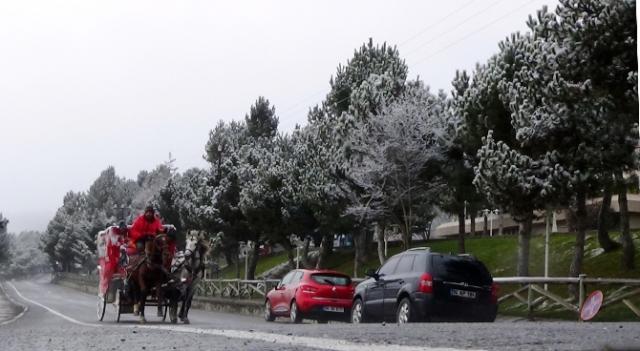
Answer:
xmin=129 ymin=233 xmax=172 ymax=323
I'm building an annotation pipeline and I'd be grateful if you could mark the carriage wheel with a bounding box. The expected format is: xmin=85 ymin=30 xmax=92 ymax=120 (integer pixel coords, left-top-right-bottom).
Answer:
xmin=97 ymin=295 xmax=106 ymax=321
xmin=115 ymin=289 xmax=122 ymax=323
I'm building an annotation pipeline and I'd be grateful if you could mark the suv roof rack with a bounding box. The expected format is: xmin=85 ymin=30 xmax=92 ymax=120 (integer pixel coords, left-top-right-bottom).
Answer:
xmin=407 ymin=247 xmax=431 ymax=252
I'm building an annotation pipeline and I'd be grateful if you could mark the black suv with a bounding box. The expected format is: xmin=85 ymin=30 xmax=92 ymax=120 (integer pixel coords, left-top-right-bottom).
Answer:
xmin=351 ymin=248 xmax=498 ymax=323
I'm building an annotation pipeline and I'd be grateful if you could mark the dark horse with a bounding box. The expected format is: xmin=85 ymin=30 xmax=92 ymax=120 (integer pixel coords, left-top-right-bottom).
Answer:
xmin=168 ymin=231 xmax=209 ymax=324
xmin=129 ymin=233 xmax=172 ymax=324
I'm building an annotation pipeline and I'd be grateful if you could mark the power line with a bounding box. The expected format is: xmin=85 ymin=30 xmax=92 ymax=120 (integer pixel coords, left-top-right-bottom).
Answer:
xmin=402 ymin=0 xmax=508 ymax=59
xmin=409 ymin=0 xmax=539 ymax=68
xmin=277 ymin=1 xmax=479 ymax=120
xmin=397 ymin=0 xmax=476 ymax=47
xmin=279 ymin=0 xmax=541 ymax=122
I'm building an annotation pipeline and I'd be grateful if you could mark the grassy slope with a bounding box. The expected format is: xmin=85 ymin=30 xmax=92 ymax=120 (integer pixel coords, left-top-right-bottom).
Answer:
xmin=218 ymin=251 xmax=291 ymax=279
xmin=330 ymin=231 xmax=640 ymax=321
xmin=220 ymin=230 xmax=640 ymax=320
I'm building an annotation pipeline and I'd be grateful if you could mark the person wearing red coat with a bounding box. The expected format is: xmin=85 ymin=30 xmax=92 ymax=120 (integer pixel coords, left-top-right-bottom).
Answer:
xmin=128 ymin=205 xmax=176 ymax=267
xmin=129 ymin=206 xmax=165 ymax=250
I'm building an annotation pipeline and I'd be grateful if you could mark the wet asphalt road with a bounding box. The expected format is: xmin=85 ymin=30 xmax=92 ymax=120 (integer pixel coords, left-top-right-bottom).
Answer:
xmin=1 ymin=277 xmax=639 ymax=351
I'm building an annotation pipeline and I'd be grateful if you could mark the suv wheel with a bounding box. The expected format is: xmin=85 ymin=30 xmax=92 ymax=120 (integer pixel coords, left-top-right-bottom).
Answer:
xmin=397 ymin=298 xmax=413 ymax=324
xmin=351 ymin=298 xmax=366 ymax=323
xmin=290 ymin=300 xmax=303 ymax=324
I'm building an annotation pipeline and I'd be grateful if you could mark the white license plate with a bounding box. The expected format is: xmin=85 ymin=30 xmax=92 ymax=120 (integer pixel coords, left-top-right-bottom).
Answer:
xmin=450 ymin=289 xmax=476 ymax=299
xmin=323 ymin=306 xmax=344 ymax=313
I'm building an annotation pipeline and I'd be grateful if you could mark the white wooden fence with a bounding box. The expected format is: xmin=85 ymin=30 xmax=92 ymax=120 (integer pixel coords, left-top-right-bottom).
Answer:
xmin=495 ymin=275 xmax=640 ymax=320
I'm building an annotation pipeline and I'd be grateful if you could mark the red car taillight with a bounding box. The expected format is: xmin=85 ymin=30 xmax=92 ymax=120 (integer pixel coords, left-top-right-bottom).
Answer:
xmin=301 ymin=285 xmax=318 ymax=294
xmin=491 ymin=282 xmax=499 ymax=303
xmin=419 ymin=273 xmax=433 ymax=294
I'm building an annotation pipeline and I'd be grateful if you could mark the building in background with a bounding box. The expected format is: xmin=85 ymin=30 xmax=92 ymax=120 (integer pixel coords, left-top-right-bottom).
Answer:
xmin=434 ymin=194 xmax=640 ymax=238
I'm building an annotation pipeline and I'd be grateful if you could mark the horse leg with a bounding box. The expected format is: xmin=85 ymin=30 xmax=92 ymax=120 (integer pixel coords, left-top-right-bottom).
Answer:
xmin=138 ymin=272 xmax=147 ymax=323
xmin=156 ymin=281 xmax=164 ymax=318
xmin=168 ymin=288 xmax=178 ymax=324
xmin=131 ymin=281 xmax=140 ymax=316
xmin=183 ymin=286 xmax=195 ymax=324
xmin=178 ymin=295 xmax=186 ymax=321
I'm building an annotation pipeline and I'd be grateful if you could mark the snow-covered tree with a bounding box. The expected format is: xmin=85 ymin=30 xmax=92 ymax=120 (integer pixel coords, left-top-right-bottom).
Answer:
xmin=0 ymin=213 xmax=11 ymax=265
xmin=4 ymin=231 xmax=49 ymax=277
xmin=42 ymin=191 xmax=95 ymax=272
xmin=204 ymin=120 xmax=249 ymax=273
xmin=348 ymin=81 xmax=446 ymax=252
xmin=327 ymin=38 xmax=407 ymax=117
xmin=132 ymin=164 xmax=172 ymax=214
xmin=307 ymin=39 xmax=409 ymax=272
xmin=236 ymin=97 xmax=284 ymax=278
xmin=470 ymin=33 xmax=554 ymax=277
xmin=506 ymin=0 xmax=638 ymax=275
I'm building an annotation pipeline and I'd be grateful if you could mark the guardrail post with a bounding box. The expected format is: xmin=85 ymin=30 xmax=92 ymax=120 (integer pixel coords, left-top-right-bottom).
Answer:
xmin=527 ymin=283 xmax=533 ymax=320
xmin=578 ymin=274 xmax=586 ymax=321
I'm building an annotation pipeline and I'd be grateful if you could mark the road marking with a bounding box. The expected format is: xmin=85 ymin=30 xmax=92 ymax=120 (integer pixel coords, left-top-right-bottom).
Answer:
xmin=0 ymin=282 xmax=29 ymax=326
xmin=136 ymin=325 xmax=483 ymax=351
xmin=7 ymin=281 xmax=98 ymax=328
xmin=7 ymin=282 xmax=482 ymax=351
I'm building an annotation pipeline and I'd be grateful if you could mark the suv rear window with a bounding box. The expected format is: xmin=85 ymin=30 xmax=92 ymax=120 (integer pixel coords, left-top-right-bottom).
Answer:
xmin=311 ymin=273 xmax=351 ymax=286
xmin=431 ymin=255 xmax=492 ymax=286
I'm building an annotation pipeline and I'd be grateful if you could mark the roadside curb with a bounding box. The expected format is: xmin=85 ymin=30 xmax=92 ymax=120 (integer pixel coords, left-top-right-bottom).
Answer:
xmin=0 ymin=281 xmax=29 ymax=326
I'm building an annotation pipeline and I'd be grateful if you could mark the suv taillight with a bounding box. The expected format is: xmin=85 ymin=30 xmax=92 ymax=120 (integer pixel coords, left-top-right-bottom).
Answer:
xmin=301 ymin=285 xmax=318 ymax=294
xmin=419 ymin=273 xmax=433 ymax=294
xmin=491 ymin=282 xmax=499 ymax=303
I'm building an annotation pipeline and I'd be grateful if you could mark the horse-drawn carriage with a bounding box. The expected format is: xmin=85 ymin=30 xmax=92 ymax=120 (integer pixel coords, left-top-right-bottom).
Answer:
xmin=96 ymin=225 xmax=208 ymax=324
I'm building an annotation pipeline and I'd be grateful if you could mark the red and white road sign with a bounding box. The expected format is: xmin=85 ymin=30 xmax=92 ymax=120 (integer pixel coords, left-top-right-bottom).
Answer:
xmin=580 ymin=290 xmax=604 ymax=321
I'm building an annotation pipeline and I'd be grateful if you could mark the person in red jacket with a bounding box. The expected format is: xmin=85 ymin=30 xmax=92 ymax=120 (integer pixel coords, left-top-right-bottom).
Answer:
xmin=129 ymin=205 xmax=166 ymax=253
xmin=128 ymin=205 xmax=177 ymax=266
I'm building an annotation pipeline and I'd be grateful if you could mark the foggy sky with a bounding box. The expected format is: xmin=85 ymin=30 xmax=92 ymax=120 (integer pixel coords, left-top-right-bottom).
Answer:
xmin=0 ymin=0 xmax=559 ymax=233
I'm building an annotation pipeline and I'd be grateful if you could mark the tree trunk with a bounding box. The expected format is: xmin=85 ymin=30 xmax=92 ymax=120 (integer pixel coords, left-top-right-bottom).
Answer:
xmin=569 ymin=190 xmax=587 ymax=299
xmin=498 ymin=210 xmax=504 ymax=236
xmin=353 ymin=228 xmax=368 ymax=278
xmin=315 ymin=233 xmax=333 ymax=269
xmin=375 ymin=223 xmax=386 ymax=265
xmin=401 ymin=226 xmax=411 ymax=251
xmin=457 ymin=207 xmax=466 ymax=254
xmin=617 ymin=172 xmax=635 ymax=270
xmin=300 ymin=236 xmax=311 ymax=268
xmin=246 ymin=241 xmax=260 ymax=280
xmin=470 ymin=209 xmax=476 ymax=236
xmin=517 ymin=215 xmax=532 ymax=277
xmin=281 ymin=240 xmax=296 ymax=268
xmin=597 ymin=174 xmax=619 ymax=252
xmin=483 ymin=213 xmax=488 ymax=236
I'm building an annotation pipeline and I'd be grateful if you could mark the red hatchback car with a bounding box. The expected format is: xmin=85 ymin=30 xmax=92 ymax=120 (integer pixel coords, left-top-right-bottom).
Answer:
xmin=264 ymin=269 xmax=354 ymax=323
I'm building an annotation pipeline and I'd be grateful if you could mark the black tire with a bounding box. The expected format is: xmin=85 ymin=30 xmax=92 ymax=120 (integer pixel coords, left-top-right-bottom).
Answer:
xmin=350 ymin=298 xmax=367 ymax=324
xmin=290 ymin=300 xmax=303 ymax=324
xmin=97 ymin=295 xmax=106 ymax=321
xmin=396 ymin=297 xmax=414 ymax=324
xmin=264 ymin=300 xmax=275 ymax=322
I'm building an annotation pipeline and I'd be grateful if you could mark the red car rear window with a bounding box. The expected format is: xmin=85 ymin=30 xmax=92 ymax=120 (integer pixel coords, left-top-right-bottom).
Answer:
xmin=311 ymin=273 xmax=351 ymax=286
